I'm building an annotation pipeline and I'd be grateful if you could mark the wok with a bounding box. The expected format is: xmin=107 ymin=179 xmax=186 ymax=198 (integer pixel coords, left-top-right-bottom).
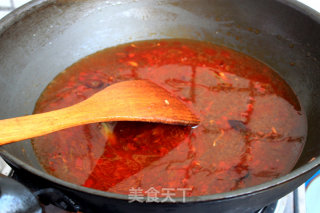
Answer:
xmin=0 ymin=0 xmax=320 ymax=212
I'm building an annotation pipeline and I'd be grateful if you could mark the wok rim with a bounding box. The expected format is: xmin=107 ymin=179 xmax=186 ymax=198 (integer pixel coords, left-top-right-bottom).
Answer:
xmin=0 ymin=0 xmax=320 ymax=203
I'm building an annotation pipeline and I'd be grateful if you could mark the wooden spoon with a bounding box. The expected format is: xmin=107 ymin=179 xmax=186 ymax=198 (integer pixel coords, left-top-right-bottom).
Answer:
xmin=0 ymin=80 xmax=199 ymax=146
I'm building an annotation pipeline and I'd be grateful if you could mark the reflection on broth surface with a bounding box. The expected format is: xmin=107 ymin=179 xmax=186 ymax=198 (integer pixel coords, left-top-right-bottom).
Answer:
xmin=32 ymin=39 xmax=307 ymax=196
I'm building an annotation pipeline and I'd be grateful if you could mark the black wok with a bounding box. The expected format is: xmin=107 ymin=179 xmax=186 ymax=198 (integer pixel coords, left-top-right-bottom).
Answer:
xmin=0 ymin=0 xmax=320 ymax=212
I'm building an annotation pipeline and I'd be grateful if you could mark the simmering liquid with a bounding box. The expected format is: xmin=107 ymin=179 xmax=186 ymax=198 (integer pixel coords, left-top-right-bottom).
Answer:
xmin=32 ymin=39 xmax=307 ymax=196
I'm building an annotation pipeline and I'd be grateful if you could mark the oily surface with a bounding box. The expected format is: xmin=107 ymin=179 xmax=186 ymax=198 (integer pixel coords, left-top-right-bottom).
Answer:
xmin=32 ymin=39 xmax=307 ymax=196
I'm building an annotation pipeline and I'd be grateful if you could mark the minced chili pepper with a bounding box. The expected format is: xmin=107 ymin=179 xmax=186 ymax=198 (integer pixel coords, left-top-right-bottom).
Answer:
xmin=32 ymin=39 xmax=307 ymax=197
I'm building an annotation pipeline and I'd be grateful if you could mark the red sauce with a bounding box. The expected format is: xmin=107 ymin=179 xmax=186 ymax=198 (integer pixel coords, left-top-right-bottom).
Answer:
xmin=32 ymin=39 xmax=307 ymax=196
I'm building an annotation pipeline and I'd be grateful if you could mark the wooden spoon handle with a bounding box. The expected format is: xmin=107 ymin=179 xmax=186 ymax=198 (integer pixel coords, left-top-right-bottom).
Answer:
xmin=0 ymin=106 xmax=81 ymax=145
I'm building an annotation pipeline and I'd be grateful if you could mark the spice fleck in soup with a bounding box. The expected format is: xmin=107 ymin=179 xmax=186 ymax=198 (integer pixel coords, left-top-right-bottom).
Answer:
xmin=32 ymin=39 xmax=307 ymax=196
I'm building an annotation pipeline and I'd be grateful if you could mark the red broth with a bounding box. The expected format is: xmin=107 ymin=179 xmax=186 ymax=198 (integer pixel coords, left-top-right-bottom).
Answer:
xmin=32 ymin=39 xmax=307 ymax=196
